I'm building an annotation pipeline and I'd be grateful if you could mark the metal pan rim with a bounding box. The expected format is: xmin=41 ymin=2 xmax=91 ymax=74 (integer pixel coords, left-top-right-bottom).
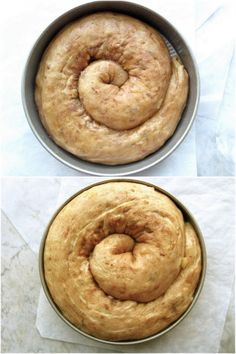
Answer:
xmin=22 ymin=1 xmax=200 ymax=176
xmin=39 ymin=178 xmax=207 ymax=345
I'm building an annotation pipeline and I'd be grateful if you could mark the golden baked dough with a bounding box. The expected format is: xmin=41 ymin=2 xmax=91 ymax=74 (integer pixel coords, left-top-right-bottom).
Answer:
xmin=35 ymin=12 xmax=189 ymax=165
xmin=44 ymin=182 xmax=202 ymax=341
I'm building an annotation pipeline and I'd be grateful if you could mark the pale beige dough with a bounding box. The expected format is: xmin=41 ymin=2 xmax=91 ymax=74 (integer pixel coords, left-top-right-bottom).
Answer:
xmin=35 ymin=12 xmax=189 ymax=165
xmin=44 ymin=182 xmax=202 ymax=341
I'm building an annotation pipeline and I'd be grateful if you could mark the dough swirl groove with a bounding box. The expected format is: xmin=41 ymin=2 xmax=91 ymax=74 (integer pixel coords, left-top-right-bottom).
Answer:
xmin=35 ymin=12 xmax=189 ymax=165
xmin=44 ymin=182 xmax=202 ymax=341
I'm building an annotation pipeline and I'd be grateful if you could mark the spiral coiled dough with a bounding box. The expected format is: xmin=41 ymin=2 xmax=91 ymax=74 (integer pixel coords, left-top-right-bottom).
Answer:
xmin=44 ymin=182 xmax=202 ymax=341
xmin=35 ymin=13 xmax=189 ymax=165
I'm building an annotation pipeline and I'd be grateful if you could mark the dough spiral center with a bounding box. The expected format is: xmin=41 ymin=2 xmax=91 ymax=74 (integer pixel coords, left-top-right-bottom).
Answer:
xmin=90 ymin=233 xmax=181 ymax=302
xmin=78 ymin=59 xmax=159 ymax=130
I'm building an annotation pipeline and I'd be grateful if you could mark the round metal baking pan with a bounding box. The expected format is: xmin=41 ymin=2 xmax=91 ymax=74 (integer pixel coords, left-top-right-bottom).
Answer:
xmin=22 ymin=1 xmax=199 ymax=176
xmin=39 ymin=178 xmax=206 ymax=345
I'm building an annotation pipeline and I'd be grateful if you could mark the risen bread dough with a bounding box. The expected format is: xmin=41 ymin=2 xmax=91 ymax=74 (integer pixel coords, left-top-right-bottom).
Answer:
xmin=35 ymin=12 xmax=189 ymax=165
xmin=44 ymin=182 xmax=202 ymax=341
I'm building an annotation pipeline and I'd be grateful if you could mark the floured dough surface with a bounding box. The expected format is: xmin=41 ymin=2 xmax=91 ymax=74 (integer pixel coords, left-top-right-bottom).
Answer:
xmin=44 ymin=182 xmax=202 ymax=341
xmin=35 ymin=12 xmax=189 ymax=165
